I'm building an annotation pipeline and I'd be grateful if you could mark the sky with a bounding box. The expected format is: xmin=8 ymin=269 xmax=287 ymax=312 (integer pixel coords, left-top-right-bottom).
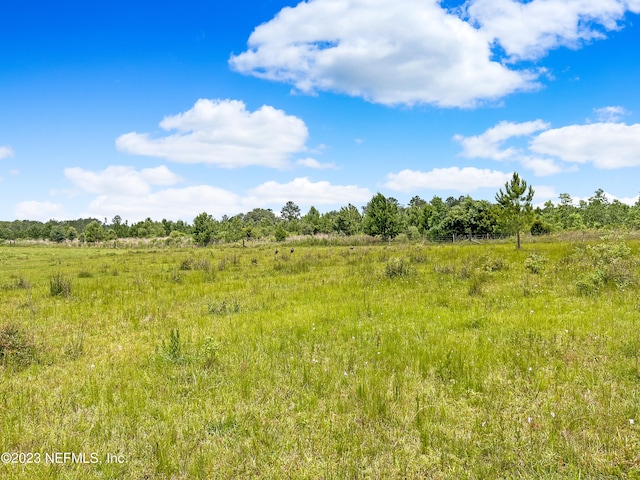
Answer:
xmin=1 ymin=0 xmax=640 ymax=223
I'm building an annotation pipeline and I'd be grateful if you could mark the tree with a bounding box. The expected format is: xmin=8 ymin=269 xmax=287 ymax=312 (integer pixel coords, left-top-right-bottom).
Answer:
xmin=363 ymin=193 xmax=401 ymax=241
xmin=192 ymin=212 xmax=216 ymax=247
xmin=336 ymin=204 xmax=362 ymax=235
xmin=84 ymin=221 xmax=105 ymax=243
xmin=280 ymin=201 xmax=301 ymax=221
xmin=301 ymin=206 xmax=321 ymax=235
xmin=49 ymin=225 xmax=67 ymax=243
xmin=495 ymin=172 xmax=534 ymax=249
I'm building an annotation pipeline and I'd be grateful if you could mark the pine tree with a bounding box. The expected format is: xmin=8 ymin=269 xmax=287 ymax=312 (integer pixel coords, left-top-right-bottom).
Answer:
xmin=495 ymin=173 xmax=534 ymax=249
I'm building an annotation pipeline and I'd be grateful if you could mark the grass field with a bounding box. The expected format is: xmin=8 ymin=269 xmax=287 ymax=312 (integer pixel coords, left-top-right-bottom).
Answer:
xmin=1 ymin=236 xmax=640 ymax=479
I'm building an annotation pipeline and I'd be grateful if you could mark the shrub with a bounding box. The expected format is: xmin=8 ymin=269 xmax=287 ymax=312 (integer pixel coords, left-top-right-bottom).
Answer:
xmin=0 ymin=323 xmax=37 ymax=369
xmin=385 ymin=257 xmax=413 ymax=278
xmin=524 ymin=253 xmax=546 ymax=274
xmin=50 ymin=273 xmax=72 ymax=297
xmin=571 ymin=235 xmax=636 ymax=293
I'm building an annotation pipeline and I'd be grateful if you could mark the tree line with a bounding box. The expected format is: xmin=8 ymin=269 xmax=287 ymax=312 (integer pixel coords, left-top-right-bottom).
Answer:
xmin=2 ymin=174 xmax=639 ymax=247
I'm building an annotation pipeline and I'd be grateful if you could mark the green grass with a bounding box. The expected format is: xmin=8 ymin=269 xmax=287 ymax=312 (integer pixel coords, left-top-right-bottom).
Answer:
xmin=1 ymin=238 xmax=640 ymax=478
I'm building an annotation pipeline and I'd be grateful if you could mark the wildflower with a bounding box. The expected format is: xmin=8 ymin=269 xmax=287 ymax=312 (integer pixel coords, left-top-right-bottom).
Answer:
xmin=550 ymin=412 xmax=555 ymax=418
xmin=630 ymin=419 xmax=635 ymax=425
xmin=528 ymin=367 xmax=533 ymax=372
xmin=527 ymin=417 xmax=532 ymax=424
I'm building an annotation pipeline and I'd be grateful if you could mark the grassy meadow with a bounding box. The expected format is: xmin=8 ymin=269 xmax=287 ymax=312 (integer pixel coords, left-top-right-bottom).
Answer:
xmin=1 ymin=236 xmax=640 ymax=479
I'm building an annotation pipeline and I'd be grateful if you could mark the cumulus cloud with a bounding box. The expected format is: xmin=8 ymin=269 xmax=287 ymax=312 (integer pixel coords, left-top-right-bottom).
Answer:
xmin=530 ymin=122 xmax=640 ymax=168
xmin=230 ymin=0 xmax=535 ymax=107
xmin=15 ymin=201 xmax=67 ymax=221
xmin=246 ymin=177 xmax=371 ymax=206
xmin=116 ymin=99 xmax=309 ymax=168
xmin=0 ymin=146 xmax=14 ymax=160
xmin=455 ymin=120 xmax=550 ymax=160
xmin=466 ymin=0 xmax=640 ymax=61
xmin=592 ymin=105 xmax=630 ymax=123
xmin=519 ymin=156 xmax=571 ymax=176
xmin=296 ymin=157 xmax=337 ymax=169
xmin=86 ymin=185 xmax=244 ymax=221
xmin=64 ymin=165 xmax=182 ymax=195
xmin=59 ymin=165 xmax=370 ymax=221
xmin=230 ymin=0 xmax=638 ymax=107
xmin=384 ymin=167 xmax=512 ymax=192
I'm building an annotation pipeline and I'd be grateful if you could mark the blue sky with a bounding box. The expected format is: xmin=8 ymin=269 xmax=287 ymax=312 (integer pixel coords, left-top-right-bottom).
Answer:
xmin=1 ymin=0 xmax=639 ymax=222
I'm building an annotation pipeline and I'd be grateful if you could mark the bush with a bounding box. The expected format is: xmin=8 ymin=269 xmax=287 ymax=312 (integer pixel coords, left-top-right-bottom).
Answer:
xmin=50 ymin=273 xmax=72 ymax=297
xmin=385 ymin=258 xmax=413 ymax=278
xmin=524 ymin=253 xmax=546 ymax=274
xmin=0 ymin=323 xmax=37 ymax=369
xmin=571 ymin=235 xmax=636 ymax=293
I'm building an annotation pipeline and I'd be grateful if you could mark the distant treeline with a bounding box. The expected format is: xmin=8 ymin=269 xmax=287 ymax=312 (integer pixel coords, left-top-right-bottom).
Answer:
xmin=1 ymin=188 xmax=639 ymax=245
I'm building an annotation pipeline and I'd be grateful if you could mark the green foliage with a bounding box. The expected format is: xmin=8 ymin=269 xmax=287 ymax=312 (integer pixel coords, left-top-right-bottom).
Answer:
xmin=495 ymin=172 xmax=535 ymax=248
xmin=363 ymin=193 xmax=401 ymax=240
xmin=384 ymin=257 xmax=413 ymax=278
xmin=84 ymin=220 xmax=105 ymax=243
xmin=274 ymin=224 xmax=287 ymax=242
xmin=524 ymin=253 xmax=547 ymax=274
xmin=208 ymin=299 xmax=240 ymax=315
xmin=280 ymin=200 xmax=301 ymax=221
xmin=572 ymin=235 xmax=636 ymax=294
xmin=179 ymin=257 xmax=211 ymax=272
xmin=159 ymin=329 xmax=185 ymax=364
xmin=0 ymin=323 xmax=37 ymax=369
xmin=49 ymin=273 xmax=72 ymax=297
xmin=192 ymin=212 xmax=216 ymax=247
xmin=3 ymin=240 xmax=640 ymax=478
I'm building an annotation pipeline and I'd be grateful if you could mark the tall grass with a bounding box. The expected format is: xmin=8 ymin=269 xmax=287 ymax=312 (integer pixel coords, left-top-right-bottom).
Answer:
xmin=0 ymin=239 xmax=639 ymax=478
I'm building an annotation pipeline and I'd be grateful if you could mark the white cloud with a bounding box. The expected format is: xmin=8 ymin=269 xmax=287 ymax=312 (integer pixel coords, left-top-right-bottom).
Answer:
xmin=296 ymin=157 xmax=337 ymax=169
xmin=530 ymin=122 xmax=640 ymax=168
xmin=455 ymin=120 xmax=550 ymax=160
xmin=466 ymin=0 xmax=640 ymax=60
xmin=230 ymin=0 xmax=535 ymax=107
xmin=246 ymin=177 xmax=371 ymax=206
xmin=15 ymin=201 xmax=66 ymax=221
xmin=592 ymin=105 xmax=630 ymax=123
xmin=86 ymin=185 xmax=244 ymax=221
xmin=230 ymin=0 xmax=639 ymax=107
xmin=385 ymin=167 xmax=512 ymax=192
xmin=531 ymin=185 xmax=559 ymax=202
xmin=0 ymin=146 xmax=14 ymax=160
xmin=64 ymin=165 xmax=182 ymax=195
xmin=62 ymin=165 xmax=370 ymax=221
xmin=519 ymin=156 xmax=574 ymax=176
xmin=116 ymin=99 xmax=309 ymax=168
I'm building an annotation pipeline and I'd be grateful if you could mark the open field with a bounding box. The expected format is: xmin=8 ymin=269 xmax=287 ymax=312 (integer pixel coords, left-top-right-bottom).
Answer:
xmin=1 ymin=237 xmax=640 ymax=479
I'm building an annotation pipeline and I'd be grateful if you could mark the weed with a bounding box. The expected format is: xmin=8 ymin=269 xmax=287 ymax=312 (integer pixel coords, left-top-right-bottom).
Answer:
xmin=468 ymin=272 xmax=487 ymax=296
xmin=0 ymin=323 xmax=37 ymax=369
xmin=201 ymin=336 xmax=219 ymax=369
xmin=65 ymin=333 xmax=85 ymax=360
xmin=159 ymin=329 xmax=186 ymax=364
xmin=385 ymin=257 xmax=413 ymax=278
xmin=208 ymin=299 xmax=240 ymax=315
xmin=524 ymin=253 xmax=546 ymax=274
xmin=78 ymin=270 xmax=93 ymax=278
xmin=50 ymin=273 xmax=72 ymax=297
